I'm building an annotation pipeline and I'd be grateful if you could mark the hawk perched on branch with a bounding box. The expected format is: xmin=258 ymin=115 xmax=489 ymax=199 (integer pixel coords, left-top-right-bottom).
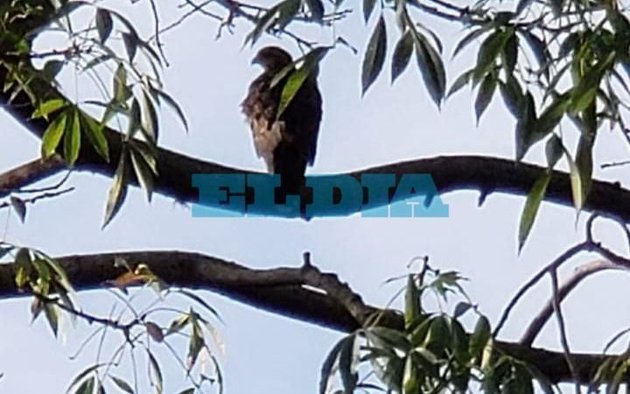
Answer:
xmin=242 ymin=46 xmax=323 ymax=193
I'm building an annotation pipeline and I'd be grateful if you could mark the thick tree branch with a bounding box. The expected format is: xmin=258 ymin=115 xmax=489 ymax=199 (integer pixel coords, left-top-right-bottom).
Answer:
xmin=3 ymin=84 xmax=630 ymax=220
xmin=0 ymin=20 xmax=629 ymax=220
xmin=0 ymin=156 xmax=65 ymax=198
xmin=0 ymin=250 xmax=620 ymax=384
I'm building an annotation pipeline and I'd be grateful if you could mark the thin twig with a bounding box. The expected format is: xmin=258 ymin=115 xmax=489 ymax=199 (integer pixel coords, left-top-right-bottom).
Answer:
xmin=148 ymin=0 xmax=169 ymax=66
xmin=521 ymin=260 xmax=624 ymax=346
xmin=494 ymin=242 xmax=588 ymax=337
xmin=154 ymin=1 xmax=216 ymax=38
xmin=549 ymin=268 xmax=580 ymax=393
xmin=0 ymin=187 xmax=74 ymax=210
xmin=17 ymin=171 xmax=71 ymax=194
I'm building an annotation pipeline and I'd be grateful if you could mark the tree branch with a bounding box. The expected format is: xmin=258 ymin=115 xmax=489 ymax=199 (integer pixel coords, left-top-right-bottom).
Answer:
xmin=0 ymin=20 xmax=629 ymax=220
xmin=0 ymin=156 xmax=65 ymax=198
xmin=521 ymin=260 xmax=625 ymax=346
xmin=0 ymin=250 xmax=621 ymax=384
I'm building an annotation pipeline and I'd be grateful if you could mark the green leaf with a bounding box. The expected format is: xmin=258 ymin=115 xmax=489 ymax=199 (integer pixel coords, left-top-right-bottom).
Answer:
xmin=362 ymin=16 xmax=387 ymax=95
xmin=167 ymin=314 xmax=191 ymax=336
xmin=319 ymin=335 xmax=351 ymax=394
xmin=475 ymin=72 xmax=497 ymax=124
xmin=110 ymin=376 xmax=133 ymax=394
xmin=518 ymin=172 xmax=551 ymax=252
xmin=366 ymin=327 xmax=411 ymax=352
xmin=41 ymin=110 xmax=68 ymax=159
xmin=574 ymin=133 xmax=594 ymax=211
xmin=127 ymin=98 xmax=142 ymax=138
xmin=368 ymin=349 xmax=404 ymax=392
xmin=410 ymin=316 xmax=432 ymax=345
xmin=176 ymin=289 xmax=222 ymax=321
xmin=469 ymin=315 xmax=491 ymax=361
xmin=303 ymin=0 xmax=324 ymax=21
xmin=338 ymin=334 xmax=358 ymax=393
xmin=277 ymin=47 xmax=328 ymax=118
xmin=391 ymin=30 xmax=414 ymax=83
xmin=130 ymin=148 xmax=155 ymax=202
xmin=155 ymin=89 xmax=189 ymax=132
xmin=502 ymin=32 xmax=518 ymax=75
xmin=519 ymin=31 xmax=549 ymax=75
xmin=187 ymin=318 xmax=205 ymax=370
xmin=449 ymin=318 xmax=470 ymax=363
xmin=148 ymin=351 xmax=163 ymax=393
xmin=452 ymin=26 xmax=490 ymax=59
xmin=276 ymin=0 xmax=301 ymax=30
xmin=32 ymin=259 xmax=52 ymax=291
xmin=245 ymin=2 xmax=283 ymax=45
xmin=122 ymin=32 xmax=139 ymax=61
xmin=363 ymin=0 xmax=377 ymax=23
xmin=10 ymin=196 xmax=26 ymax=223
xmin=128 ymin=140 xmax=157 ymax=175
xmin=453 ymin=301 xmax=472 ymax=318
xmin=559 ymin=32 xmax=580 ymax=57
xmin=107 ymin=7 xmax=143 ymax=40
xmin=31 ymin=298 xmax=43 ymax=322
xmin=402 ymin=355 xmax=419 ymax=394
xmin=42 ymin=60 xmax=64 ymax=81
xmin=404 ymin=275 xmax=421 ymax=329
xmin=447 ymin=69 xmax=473 ymax=98
xmin=545 ymin=134 xmax=563 ymax=168
xmin=103 ymin=149 xmax=129 ymax=228
xmin=569 ymin=53 xmax=614 ymax=113
xmin=32 ymin=98 xmax=67 ymax=120
xmin=39 ymin=252 xmax=75 ymax=295
xmin=95 ymin=8 xmax=113 ymax=44
xmin=515 ymin=91 xmax=536 ymax=161
xmin=80 ymin=112 xmax=109 ymax=161
xmin=414 ymin=33 xmax=446 ymax=107
xmin=14 ymin=248 xmax=32 ymax=288
xmin=63 ymin=108 xmax=81 ymax=166
xmin=535 ymin=94 xmax=570 ymax=138
xmin=74 ymin=375 xmax=95 ymax=394
xmin=499 ymin=75 xmax=523 ymax=118
xmin=425 ymin=315 xmax=450 ymax=352
xmin=565 ymin=150 xmax=584 ymax=212
xmin=141 ymin=91 xmax=159 ymax=143
xmin=113 ymin=63 xmax=128 ymax=103
xmin=43 ymin=302 xmax=59 ymax=337
xmin=67 ymin=365 xmax=103 ymax=393
xmin=473 ymin=29 xmax=510 ymax=83
xmin=82 ymin=54 xmax=111 ymax=72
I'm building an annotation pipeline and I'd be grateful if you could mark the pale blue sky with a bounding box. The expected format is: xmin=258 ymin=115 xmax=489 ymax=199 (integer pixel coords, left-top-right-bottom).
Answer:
xmin=1 ymin=1 xmax=630 ymax=393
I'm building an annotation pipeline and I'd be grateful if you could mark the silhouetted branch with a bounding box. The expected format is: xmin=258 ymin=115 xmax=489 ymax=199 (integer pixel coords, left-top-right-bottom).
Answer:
xmin=521 ymin=260 xmax=625 ymax=346
xmin=0 ymin=249 xmax=621 ymax=384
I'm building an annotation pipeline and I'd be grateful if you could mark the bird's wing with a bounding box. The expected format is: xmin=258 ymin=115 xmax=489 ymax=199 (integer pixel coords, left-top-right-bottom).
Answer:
xmin=278 ymin=74 xmax=323 ymax=167
xmin=241 ymin=74 xmax=284 ymax=172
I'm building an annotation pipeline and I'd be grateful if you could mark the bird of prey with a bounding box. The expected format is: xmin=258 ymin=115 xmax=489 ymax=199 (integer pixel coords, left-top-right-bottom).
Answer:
xmin=242 ymin=46 xmax=322 ymax=194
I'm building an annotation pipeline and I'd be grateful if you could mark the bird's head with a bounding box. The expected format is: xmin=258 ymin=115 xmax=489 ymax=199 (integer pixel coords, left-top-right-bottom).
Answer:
xmin=251 ymin=46 xmax=293 ymax=72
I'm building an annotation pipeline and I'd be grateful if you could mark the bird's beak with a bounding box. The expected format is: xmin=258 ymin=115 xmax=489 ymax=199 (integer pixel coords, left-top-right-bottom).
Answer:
xmin=251 ymin=56 xmax=261 ymax=66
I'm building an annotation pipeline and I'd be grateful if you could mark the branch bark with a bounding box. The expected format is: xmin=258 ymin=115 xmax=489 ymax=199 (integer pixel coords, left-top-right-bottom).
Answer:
xmin=0 ymin=250 xmax=617 ymax=384
xmin=3 ymin=3 xmax=630 ymax=220
xmin=1 ymin=18 xmax=629 ymax=220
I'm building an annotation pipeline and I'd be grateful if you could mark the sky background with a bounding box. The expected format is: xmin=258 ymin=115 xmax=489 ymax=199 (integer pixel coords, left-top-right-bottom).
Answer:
xmin=1 ymin=0 xmax=630 ymax=393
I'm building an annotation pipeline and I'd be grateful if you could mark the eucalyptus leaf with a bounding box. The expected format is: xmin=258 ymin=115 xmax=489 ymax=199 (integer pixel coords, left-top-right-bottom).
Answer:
xmin=362 ymin=16 xmax=387 ymax=95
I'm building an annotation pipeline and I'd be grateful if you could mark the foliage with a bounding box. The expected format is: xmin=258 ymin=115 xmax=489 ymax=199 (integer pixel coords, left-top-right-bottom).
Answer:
xmin=1 ymin=0 xmax=630 ymax=392
xmin=320 ymin=266 xmax=554 ymax=393
xmin=8 ymin=242 xmax=223 ymax=394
